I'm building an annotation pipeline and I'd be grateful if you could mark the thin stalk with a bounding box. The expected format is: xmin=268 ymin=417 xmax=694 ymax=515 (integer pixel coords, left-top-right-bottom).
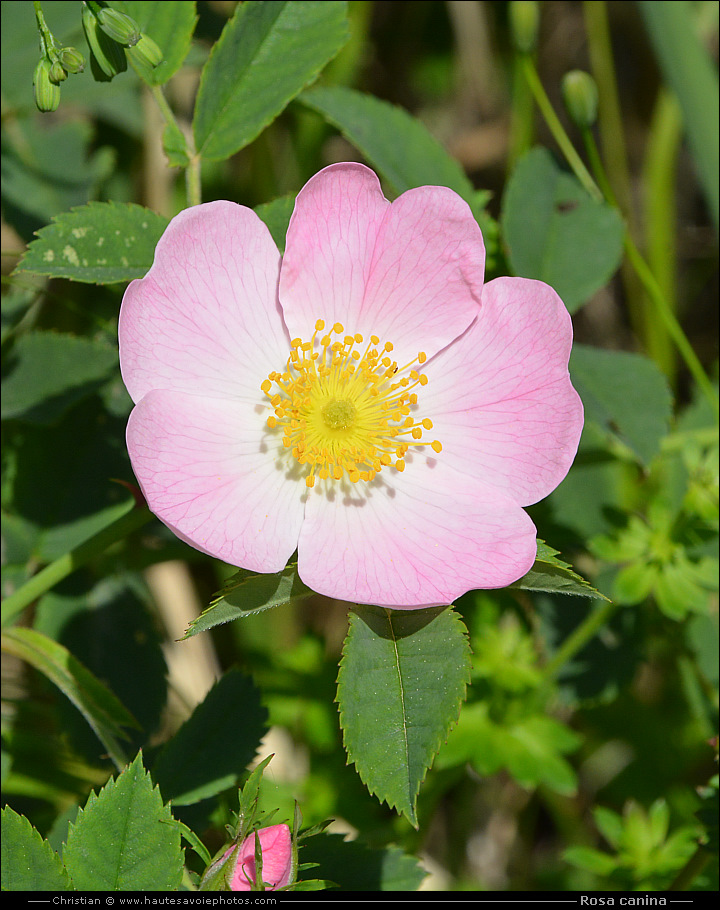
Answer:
xmin=508 ymin=53 xmax=536 ymax=171
xmin=522 ymin=57 xmax=718 ymax=417
xmin=622 ymin=232 xmax=718 ymax=417
xmin=1 ymin=506 xmax=153 ymax=628
xmin=186 ymin=154 xmax=202 ymax=208
xmin=583 ymin=1 xmax=647 ymax=343
xmin=642 ymin=90 xmax=682 ymax=381
xmin=33 ymin=2 xmax=56 ymax=58
xmin=541 ymin=599 xmax=620 ymax=682
xmin=668 ymin=844 xmax=712 ymax=891
xmin=520 ymin=55 xmax=602 ymax=201
xmin=149 ymin=84 xmax=201 ymax=208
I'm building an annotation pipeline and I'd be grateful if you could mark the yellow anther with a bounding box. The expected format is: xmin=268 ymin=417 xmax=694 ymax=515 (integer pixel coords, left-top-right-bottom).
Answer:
xmin=261 ymin=320 xmax=441 ymax=488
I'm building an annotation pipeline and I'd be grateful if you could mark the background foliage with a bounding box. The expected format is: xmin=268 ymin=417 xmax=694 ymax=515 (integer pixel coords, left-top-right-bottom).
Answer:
xmin=2 ymin=0 xmax=718 ymax=892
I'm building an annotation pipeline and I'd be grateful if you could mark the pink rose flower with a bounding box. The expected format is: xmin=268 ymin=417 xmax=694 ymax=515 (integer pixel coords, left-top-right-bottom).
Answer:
xmin=119 ymin=163 xmax=583 ymax=609
xmin=222 ymin=824 xmax=293 ymax=891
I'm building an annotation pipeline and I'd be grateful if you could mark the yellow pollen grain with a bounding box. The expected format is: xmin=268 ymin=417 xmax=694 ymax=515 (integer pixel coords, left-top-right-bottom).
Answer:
xmin=261 ymin=320 xmax=441 ymax=487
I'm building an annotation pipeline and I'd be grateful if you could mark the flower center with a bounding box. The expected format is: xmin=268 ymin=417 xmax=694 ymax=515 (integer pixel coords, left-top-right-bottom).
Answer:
xmin=322 ymin=398 xmax=357 ymax=430
xmin=261 ymin=319 xmax=442 ymax=488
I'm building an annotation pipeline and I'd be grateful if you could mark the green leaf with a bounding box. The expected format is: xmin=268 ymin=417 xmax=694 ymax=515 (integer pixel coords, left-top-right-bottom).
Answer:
xmin=1 ymin=627 xmax=137 ymax=769
xmin=255 ymin=194 xmax=296 ymax=252
xmin=511 ymin=541 xmax=608 ymax=600
xmin=570 ymin=343 xmax=673 ymax=465
xmin=337 ymin=605 xmax=471 ymax=825
xmin=15 ymin=202 xmax=169 ymax=284
xmin=34 ymin=576 xmax=168 ymax=757
xmin=193 ymin=0 xmax=350 ymax=161
xmin=63 ymin=753 xmax=183 ymax=891
xmin=437 ymin=703 xmax=580 ymax=795
xmin=1 ymin=806 xmax=71 ymax=891
xmin=3 ymin=332 xmax=118 ymax=425
xmin=299 ymin=85 xmax=472 ymax=197
xmin=116 ymin=1 xmax=197 ymax=86
xmin=501 ymin=147 xmax=625 ymax=312
xmin=563 ymin=845 xmax=618 ymax=876
xmin=151 ymin=669 xmax=268 ymax=805
xmin=298 ymin=85 xmax=497 ymax=251
xmin=6 ymin=399 xmax=137 ymax=563
xmin=1 ymin=119 xmax=115 ymax=224
xmin=185 ymin=564 xmax=313 ymax=638
xmin=299 ymin=834 xmax=427 ymax=891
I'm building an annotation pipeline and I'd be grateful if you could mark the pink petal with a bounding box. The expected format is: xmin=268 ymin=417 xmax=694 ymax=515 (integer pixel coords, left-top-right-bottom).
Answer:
xmin=230 ymin=825 xmax=293 ymax=891
xmin=279 ymin=163 xmax=484 ymax=365
xmin=297 ymin=458 xmax=537 ymax=608
xmin=421 ymin=277 xmax=584 ymax=506
xmin=119 ymin=201 xmax=287 ymax=404
xmin=126 ymin=390 xmax=304 ymax=571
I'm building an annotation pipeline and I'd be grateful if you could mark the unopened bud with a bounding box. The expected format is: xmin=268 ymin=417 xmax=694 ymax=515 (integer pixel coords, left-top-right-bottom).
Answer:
xmin=33 ymin=57 xmax=61 ymax=112
xmin=204 ymin=825 xmax=294 ymax=892
xmin=126 ymin=33 xmax=164 ymax=70
xmin=97 ymin=8 xmax=141 ymax=47
xmin=58 ymin=46 xmax=85 ymax=74
xmin=509 ymin=1 xmax=540 ymax=54
xmin=82 ymin=5 xmax=127 ymax=79
xmin=562 ymin=70 xmax=599 ymax=129
xmin=48 ymin=60 xmax=68 ymax=84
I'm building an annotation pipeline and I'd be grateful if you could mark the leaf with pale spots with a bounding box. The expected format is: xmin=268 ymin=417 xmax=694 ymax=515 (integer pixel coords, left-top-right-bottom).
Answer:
xmin=337 ymin=605 xmax=471 ymax=826
xmin=184 ymin=563 xmax=314 ymax=638
xmin=15 ymin=202 xmax=169 ymax=284
xmin=510 ymin=540 xmax=608 ymax=599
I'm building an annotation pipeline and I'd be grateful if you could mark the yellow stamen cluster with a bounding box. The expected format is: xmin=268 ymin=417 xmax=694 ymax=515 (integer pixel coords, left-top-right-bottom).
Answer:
xmin=261 ymin=319 xmax=442 ymax=488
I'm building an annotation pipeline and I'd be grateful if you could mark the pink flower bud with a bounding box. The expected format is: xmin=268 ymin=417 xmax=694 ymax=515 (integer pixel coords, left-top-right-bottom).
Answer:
xmin=225 ymin=824 xmax=293 ymax=891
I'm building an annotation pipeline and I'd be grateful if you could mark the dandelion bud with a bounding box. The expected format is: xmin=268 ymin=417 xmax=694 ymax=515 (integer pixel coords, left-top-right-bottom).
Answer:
xmin=97 ymin=7 xmax=141 ymax=47
xmin=562 ymin=70 xmax=599 ymax=129
xmin=33 ymin=58 xmax=60 ymax=112
xmin=126 ymin=33 xmax=164 ymax=70
xmin=58 ymin=46 xmax=85 ymax=74
xmin=509 ymin=1 xmax=540 ymax=54
xmin=82 ymin=5 xmax=127 ymax=79
xmin=48 ymin=60 xmax=68 ymax=84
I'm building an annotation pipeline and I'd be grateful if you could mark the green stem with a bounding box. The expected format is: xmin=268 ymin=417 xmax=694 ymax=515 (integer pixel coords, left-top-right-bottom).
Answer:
xmin=582 ymin=1 xmax=648 ymax=348
xmin=541 ymin=598 xmax=620 ymax=682
xmin=1 ymin=505 xmax=153 ymax=628
xmin=668 ymin=844 xmax=711 ymax=891
xmin=148 ymin=84 xmax=201 ymax=208
xmin=508 ymin=53 xmax=535 ymax=171
xmin=33 ymin=1 xmax=57 ymax=59
xmin=622 ymin=233 xmax=718 ymax=417
xmin=149 ymin=82 xmax=176 ymax=129
xmin=642 ymin=89 xmax=682 ymax=381
xmin=186 ymin=154 xmax=202 ymax=208
xmin=523 ymin=58 xmax=718 ymax=418
xmin=520 ymin=55 xmax=602 ymax=202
